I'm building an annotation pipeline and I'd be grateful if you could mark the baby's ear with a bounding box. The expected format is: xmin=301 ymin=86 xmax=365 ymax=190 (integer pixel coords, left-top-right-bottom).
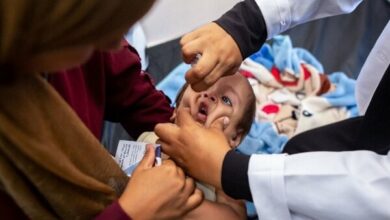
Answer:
xmin=169 ymin=110 xmax=177 ymax=123
xmin=229 ymin=129 xmax=244 ymax=148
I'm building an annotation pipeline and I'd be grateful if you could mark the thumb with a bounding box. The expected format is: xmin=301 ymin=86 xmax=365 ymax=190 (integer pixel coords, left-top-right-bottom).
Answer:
xmin=176 ymin=107 xmax=197 ymax=127
xmin=211 ymin=116 xmax=230 ymax=131
xmin=138 ymin=145 xmax=156 ymax=169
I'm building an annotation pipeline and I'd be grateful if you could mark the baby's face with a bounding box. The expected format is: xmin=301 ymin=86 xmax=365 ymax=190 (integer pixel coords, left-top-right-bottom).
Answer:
xmin=178 ymin=73 xmax=253 ymax=148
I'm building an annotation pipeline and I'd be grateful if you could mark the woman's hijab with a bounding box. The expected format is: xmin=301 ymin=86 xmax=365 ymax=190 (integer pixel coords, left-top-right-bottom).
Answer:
xmin=0 ymin=0 xmax=155 ymax=219
xmin=0 ymin=0 xmax=155 ymax=65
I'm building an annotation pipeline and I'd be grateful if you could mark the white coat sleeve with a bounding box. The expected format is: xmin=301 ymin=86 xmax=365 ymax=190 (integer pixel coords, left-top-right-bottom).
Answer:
xmin=355 ymin=21 xmax=390 ymax=115
xmin=255 ymin=0 xmax=363 ymax=39
xmin=248 ymin=151 xmax=390 ymax=220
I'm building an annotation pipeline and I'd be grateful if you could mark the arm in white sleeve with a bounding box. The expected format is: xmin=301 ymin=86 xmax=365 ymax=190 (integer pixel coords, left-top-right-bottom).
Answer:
xmin=255 ymin=0 xmax=363 ymax=39
xmin=248 ymin=151 xmax=390 ymax=220
xmin=215 ymin=0 xmax=363 ymax=58
xmin=355 ymin=21 xmax=390 ymax=115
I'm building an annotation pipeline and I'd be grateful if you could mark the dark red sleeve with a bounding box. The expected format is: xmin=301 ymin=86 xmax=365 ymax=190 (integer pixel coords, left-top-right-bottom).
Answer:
xmin=95 ymin=201 xmax=131 ymax=220
xmin=103 ymin=45 xmax=174 ymax=138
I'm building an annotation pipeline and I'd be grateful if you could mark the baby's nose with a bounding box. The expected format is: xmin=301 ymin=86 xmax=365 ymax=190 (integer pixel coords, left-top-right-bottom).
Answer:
xmin=202 ymin=93 xmax=217 ymax=102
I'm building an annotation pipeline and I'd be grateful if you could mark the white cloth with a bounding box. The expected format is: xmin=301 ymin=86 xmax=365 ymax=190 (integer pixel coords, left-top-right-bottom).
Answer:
xmin=249 ymin=151 xmax=390 ymax=220
xmin=248 ymin=0 xmax=390 ymax=219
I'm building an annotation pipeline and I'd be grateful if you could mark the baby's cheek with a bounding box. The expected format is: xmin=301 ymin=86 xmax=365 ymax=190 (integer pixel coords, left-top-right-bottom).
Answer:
xmin=181 ymin=100 xmax=193 ymax=111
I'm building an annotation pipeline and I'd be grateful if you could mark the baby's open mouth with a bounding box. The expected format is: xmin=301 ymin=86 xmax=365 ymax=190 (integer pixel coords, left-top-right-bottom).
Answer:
xmin=196 ymin=102 xmax=208 ymax=124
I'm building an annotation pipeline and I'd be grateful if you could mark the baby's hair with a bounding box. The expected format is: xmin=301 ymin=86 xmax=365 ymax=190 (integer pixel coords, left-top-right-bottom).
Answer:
xmin=237 ymin=90 xmax=256 ymax=138
xmin=175 ymin=82 xmax=256 ymax=143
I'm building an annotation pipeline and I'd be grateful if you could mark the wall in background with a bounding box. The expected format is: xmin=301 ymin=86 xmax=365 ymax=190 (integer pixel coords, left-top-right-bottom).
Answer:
xmin=140 ymin=0 xmax=240 ymax=47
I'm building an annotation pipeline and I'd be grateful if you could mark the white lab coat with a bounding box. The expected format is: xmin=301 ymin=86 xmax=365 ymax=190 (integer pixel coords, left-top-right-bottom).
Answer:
xmin=249 ymin=0 xmax=390 ymax=219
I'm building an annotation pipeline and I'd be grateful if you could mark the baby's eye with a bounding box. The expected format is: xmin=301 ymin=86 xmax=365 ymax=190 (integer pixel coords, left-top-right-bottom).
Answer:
xmin=221 ymin=96 xmax=232 ymax=106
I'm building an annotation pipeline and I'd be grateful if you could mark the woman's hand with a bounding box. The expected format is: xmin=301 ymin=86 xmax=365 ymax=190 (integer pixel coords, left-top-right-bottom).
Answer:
xmin=119 ymin=145 xmax=203 ymax=220
xmin=181 ymin=22 xmax=242 ymax=92
xmin=155 ymin=107 xmax=231 ymax=189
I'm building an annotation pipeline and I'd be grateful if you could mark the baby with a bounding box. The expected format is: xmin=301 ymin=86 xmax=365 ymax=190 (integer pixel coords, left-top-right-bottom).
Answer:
xmin=139 ymin=72 xmax=256 ymax=219
xmin=174 ymin=72 xmax=255 ymax=148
